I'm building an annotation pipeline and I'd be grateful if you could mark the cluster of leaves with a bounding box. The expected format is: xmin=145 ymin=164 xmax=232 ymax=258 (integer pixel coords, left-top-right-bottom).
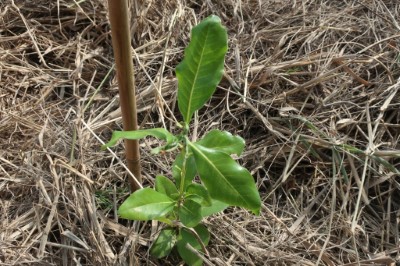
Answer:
xmin=103 ymin=16 xmax=261 ymax=266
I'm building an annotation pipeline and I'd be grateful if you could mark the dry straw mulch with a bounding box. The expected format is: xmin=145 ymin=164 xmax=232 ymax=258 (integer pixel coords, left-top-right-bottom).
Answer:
xmin=1 ymin=0 xmax=400 ymax=265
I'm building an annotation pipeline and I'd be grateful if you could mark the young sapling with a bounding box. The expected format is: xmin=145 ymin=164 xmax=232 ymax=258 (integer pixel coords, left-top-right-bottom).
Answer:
xmin=103 ymin=15 xmax=261 ymax=266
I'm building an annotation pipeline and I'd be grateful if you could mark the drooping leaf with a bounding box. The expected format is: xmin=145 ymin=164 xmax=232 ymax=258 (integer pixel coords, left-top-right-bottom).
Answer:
xmin=177 ymin=15 xmax=228 ymax=124
xmin=201 ymin=200 xmax=228 ymax=218
xmin=150 ymin=228 xmax=177 ymax=259
xmin=196 ymin=129 xmax=245 ymax=155
xmin=150 ymin=142 xmax=179 ymax=154
xmin=188 ymin=142 xmax=261 ymax=215
xmin=186 ymin=183 xmax=212 ymax=207
xmin=118 ymin=188 xmax=175 ymax=221
xmin=179 ymin=199 xmax=202 ymax=228
xmin=177 ymin=225 xmax=210 ymax=266
xmin=172 ymin=151 xmax=197 ymax=190
xmin=155 ymin=175 xmax=179 ymax=200
xmin=102 ymin=128 xmax=175 ymax=149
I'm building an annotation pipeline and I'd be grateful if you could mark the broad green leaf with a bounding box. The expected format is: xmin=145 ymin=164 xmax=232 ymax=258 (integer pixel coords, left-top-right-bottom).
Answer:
xmin=186 ymin=183 xmax=212 ymax=207
xmin=177 ymin=15 xmax=228 ymax=124
xmin=177 ymin=225 xmax=210 ymax=266
xmin=150 ymin=228 xmax=177 ymax=258
xmin=155 ymin=175 xmax=179 ymax=200
xmin=172 ymin=151 xmax=197 ymax=190
xmin=188 ymin=142 xmax=261 ymax=215
xmin=118 ymin=188 xmax=175 ymax=221
xmin=196 ymin=129 xmax=245 ymax=155
xmin=102 ymin=128 xmax=175 ymax=149
xmin=201 ymin=200 xmax=228 ymax=217
xmin=179 ymin=199 xmax=202 ymax=228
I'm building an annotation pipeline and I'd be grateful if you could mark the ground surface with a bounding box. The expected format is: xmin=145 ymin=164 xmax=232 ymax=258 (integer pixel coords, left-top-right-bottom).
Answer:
xmin=1 ymin=0 xmax=400 ymax=265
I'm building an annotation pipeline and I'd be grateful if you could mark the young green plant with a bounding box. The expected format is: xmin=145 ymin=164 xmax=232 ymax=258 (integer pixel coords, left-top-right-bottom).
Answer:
xmin=103 ymin=15 xmax=261 ymax=266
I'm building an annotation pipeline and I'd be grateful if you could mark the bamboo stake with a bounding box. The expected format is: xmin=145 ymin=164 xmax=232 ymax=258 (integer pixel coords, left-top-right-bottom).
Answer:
xmin=107 ymin=0 xmax=141 ymax=191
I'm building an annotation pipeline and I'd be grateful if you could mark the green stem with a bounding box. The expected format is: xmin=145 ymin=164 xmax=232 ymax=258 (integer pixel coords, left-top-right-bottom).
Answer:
xmin=178 ymin=145 xmax=189 ymax=197
xmin=176 ymin=137 xmax=192 ymax=215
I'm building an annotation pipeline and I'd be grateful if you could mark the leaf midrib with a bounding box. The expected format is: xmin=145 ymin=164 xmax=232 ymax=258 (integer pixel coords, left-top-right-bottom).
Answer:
xmin=188 ymin=142 xmax=252 ymax=208
xmin=184 ymin=26 xmax=211 ymax=123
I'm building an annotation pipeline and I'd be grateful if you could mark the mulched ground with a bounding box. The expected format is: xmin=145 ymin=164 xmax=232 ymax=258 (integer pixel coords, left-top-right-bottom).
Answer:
xmin=1 ymin=0 xmax=400 ymax=265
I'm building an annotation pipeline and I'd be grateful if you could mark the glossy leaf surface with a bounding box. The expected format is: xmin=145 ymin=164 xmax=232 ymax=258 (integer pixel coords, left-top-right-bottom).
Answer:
xmin=150 ymin=228 xmax=177 ymax=258
xmin=177 ymin=15 xmax=228 ymax=124
xmin=196 ymin=129 xmax=245 ymax=155
xmin=118 ymin=188 xmax=175 ymax=221
xmin=188 ymin=142 xmax=261 ymax=215
xmin=177 ymin=225 xmax=210 ymax=266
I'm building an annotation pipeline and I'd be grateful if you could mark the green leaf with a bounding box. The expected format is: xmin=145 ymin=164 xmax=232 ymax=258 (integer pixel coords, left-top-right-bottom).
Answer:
xmin=201 ymin=200 xmax=228 ymax=217
xmin=155 ymin=175 xmax=179 ymax=200
xmin=118 ymin=188 xmax=175 ymax=221
xmin=177 ymin=15 xmax=228 ymax=124
xmin=172 ymin=151 xmax=197 ymax=190
xmin=150 ymin=228 xmax=177 ymax=258
xmin=186 ymin=183 xmax=212 ymax=207
xmin=177 ymin=225 xmax=210 ymax=266
xmin=179 ymin=199 xmax=202 ymax=228
xmin=188 ymin=142 xmax=261 ymax=215
xmin=102 ymin=128 xmax=175 ymax=149
xmin=196 ymin=129 xmax=245 ymax=155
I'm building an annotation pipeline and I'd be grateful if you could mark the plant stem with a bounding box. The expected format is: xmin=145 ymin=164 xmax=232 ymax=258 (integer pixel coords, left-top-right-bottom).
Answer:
xmin=179 ymin=141 xmax=191 ymax=196
xmin=108 ymin=0 xmax=141 ymax=191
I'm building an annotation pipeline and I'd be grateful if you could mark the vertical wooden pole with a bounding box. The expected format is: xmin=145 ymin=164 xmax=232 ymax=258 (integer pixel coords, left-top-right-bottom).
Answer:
xmin=108 ymin=0 xmax=142 ymax=191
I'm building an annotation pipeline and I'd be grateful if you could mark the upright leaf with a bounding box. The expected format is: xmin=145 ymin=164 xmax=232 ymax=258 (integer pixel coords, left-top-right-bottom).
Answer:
xmin=188 ymin=142 xmax=261 ymax=215
xmin=118 ymin=188 xmax=175 ymax=221
xmin=172 ymin=151 xmax=197 ymax=190
xmin=196 ymin=129 xmax=245 ymax=155
xmin=177 ymin=15 xmax=228 ymax=124
xmin=155 ymin=175 xmax=179 ymax=200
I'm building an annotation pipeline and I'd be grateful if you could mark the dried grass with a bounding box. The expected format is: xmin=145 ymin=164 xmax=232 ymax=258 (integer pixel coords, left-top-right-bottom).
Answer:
xmin=1 ymin=0 xmax=400 ymax=265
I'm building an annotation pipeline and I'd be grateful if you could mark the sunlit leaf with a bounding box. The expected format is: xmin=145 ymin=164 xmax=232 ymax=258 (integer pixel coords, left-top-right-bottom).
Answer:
xmin=118 ymin=188 xmax=175 ymax=221
xmin=177 ymin=15 xmax=228 ymax=124
xmin=196 ymin=129 xmax=245 ymax=155
xmin=188 ymin=142 xmax=261 ymax=215
xmin=102 ymin=128 xmax=175 ymax=149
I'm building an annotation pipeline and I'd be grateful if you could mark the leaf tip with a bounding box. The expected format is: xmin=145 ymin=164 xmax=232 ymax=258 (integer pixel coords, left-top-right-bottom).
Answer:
xmin=206 ymin=15 xmax=222 ymax=23
xmin=252 ymin=207 xmax=261 ymax=216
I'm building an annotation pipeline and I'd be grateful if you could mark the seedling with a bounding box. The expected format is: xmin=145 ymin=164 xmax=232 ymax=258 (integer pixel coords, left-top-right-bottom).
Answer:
xmin=103 ymin=16 xmax=261 ymax=266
